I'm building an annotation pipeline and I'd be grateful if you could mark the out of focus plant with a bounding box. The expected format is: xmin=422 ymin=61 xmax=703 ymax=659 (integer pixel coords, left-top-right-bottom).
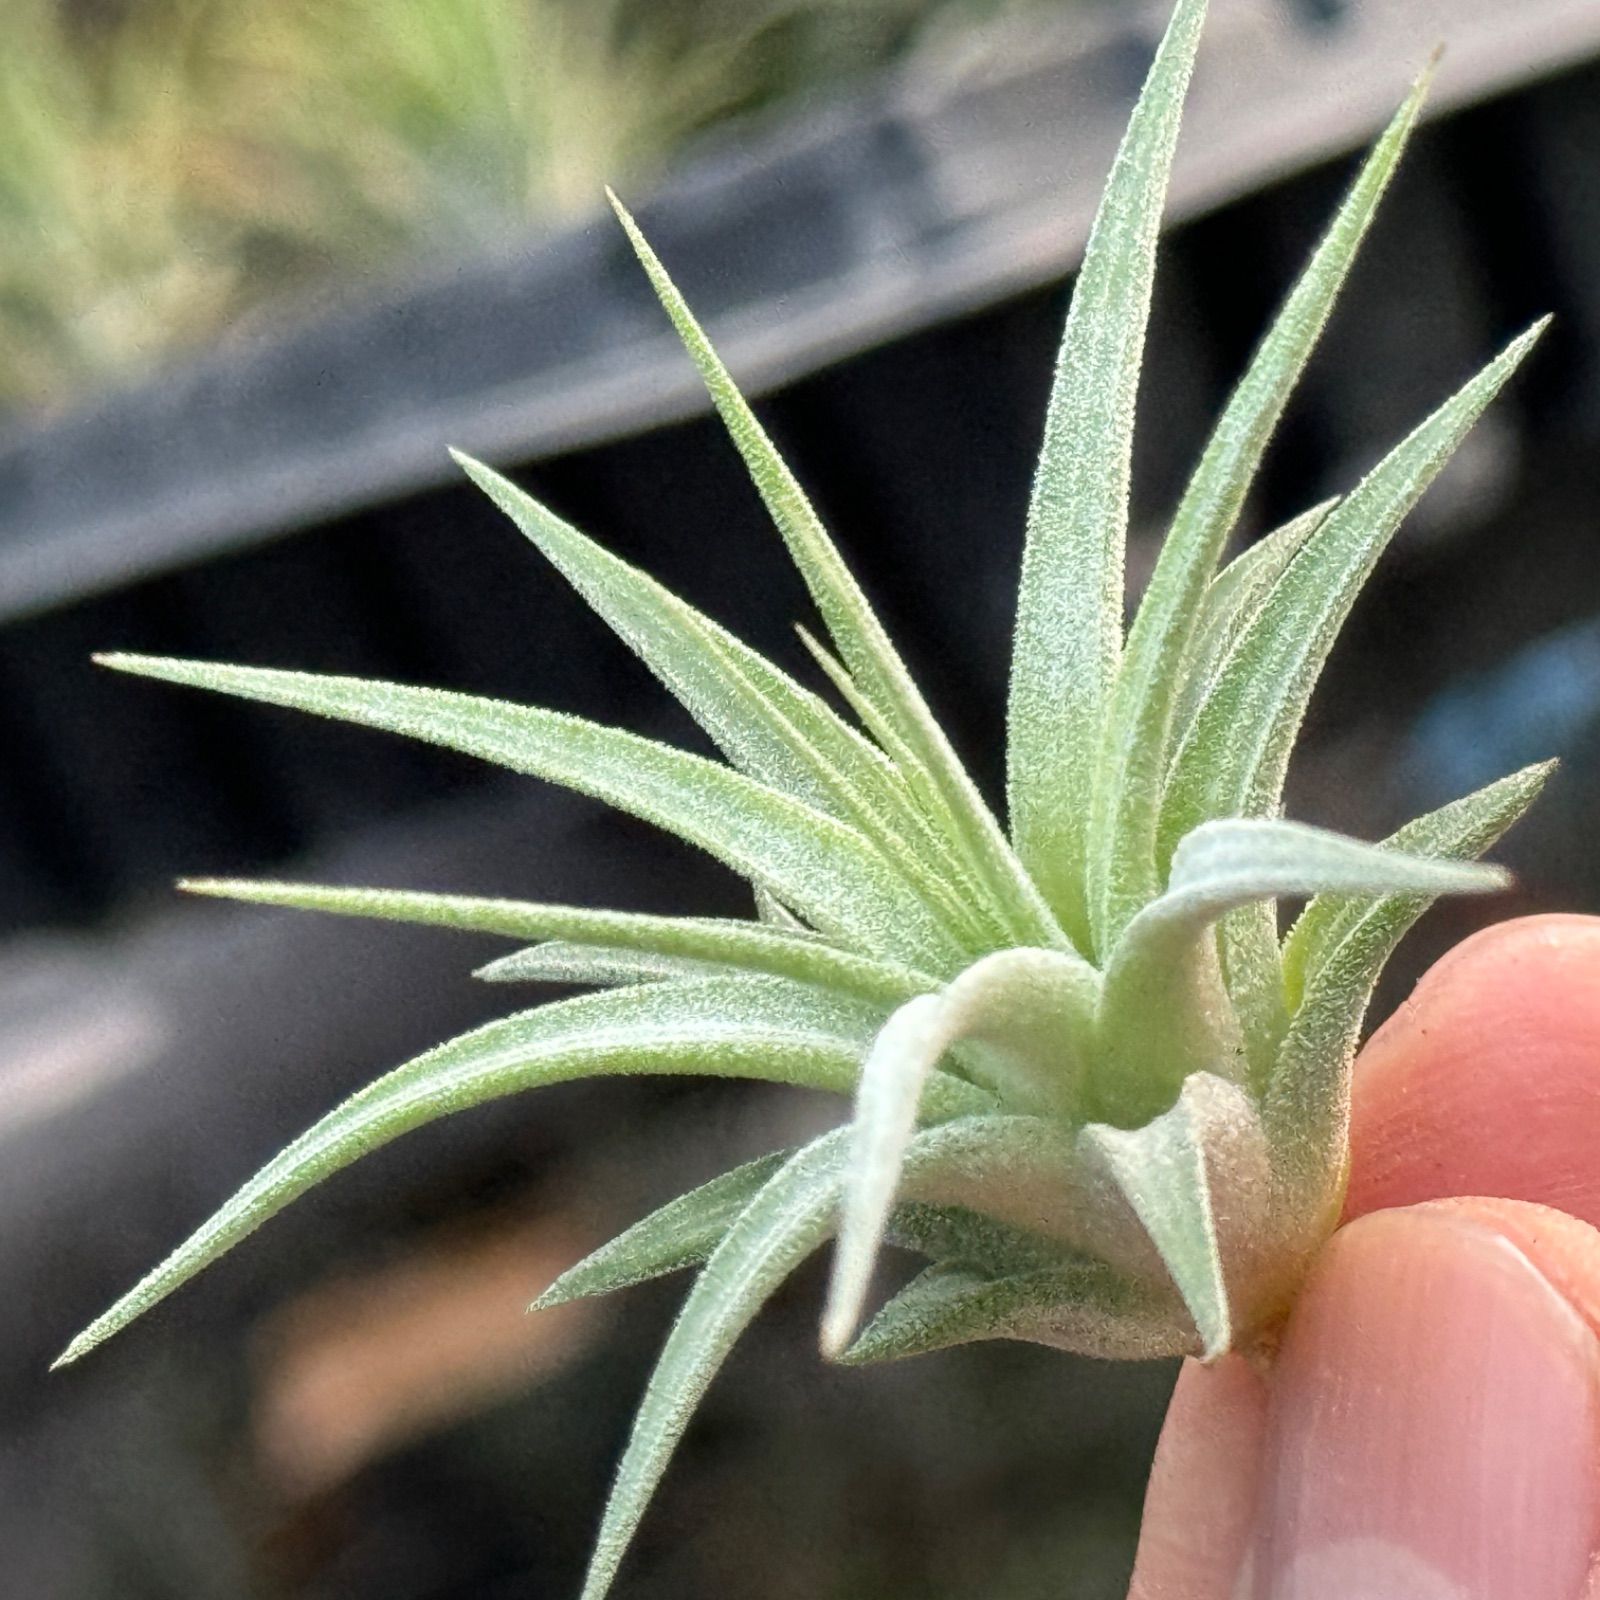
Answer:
xmin=0 ymin=0 xmax=1062 ymax=415
xmin=0 ymin=0 xmax=239 ymax=409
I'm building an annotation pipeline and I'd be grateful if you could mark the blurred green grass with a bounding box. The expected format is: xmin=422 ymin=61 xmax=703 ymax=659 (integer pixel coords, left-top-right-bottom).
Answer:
xmin=0 ymin=0 xmax=1061 ymax=416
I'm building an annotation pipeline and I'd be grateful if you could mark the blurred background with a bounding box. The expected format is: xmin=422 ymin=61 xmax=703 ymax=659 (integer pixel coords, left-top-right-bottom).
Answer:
xmin=5 ymin=0 xmax=1600 ymax=1594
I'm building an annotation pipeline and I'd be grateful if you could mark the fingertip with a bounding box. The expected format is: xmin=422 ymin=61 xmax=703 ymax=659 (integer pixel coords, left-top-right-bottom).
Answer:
xmin=1348 ymin=915 xmax=1600 ymax=1227
xmin=1134 ymin=1198 xmax=1600 ymax=1599
xmin=1251 ymin=1204 xmax=1600 ymax=1599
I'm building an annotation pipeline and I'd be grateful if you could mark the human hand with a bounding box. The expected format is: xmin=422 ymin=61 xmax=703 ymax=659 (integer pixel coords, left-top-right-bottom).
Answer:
xmin=1128 ymin=915 xmax=1600 ymax=1600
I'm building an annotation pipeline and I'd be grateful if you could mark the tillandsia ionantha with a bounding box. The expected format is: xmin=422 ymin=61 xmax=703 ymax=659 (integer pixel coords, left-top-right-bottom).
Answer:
xmin=56 ymin=0 xmax=1553 ymax=1593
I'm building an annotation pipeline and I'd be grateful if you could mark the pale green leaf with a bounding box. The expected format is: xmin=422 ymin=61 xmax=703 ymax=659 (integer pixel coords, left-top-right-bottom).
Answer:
xmin=580 ymin=1131 xmax=849 ymax=1600
xmin=99 ymin=655 xmax=963 ymax=973
xmin=482 ymin=942 xmax=721 ymax=987
xmin=187 ymin=883 xmax=934 ymax=1004
xmin=534 ymin=1152 xmax=792 ymax=1309
xmin=1094 ymin=818 xmax=1507 ymax=1120
xmin=182 ymin=878 xmax=933 ymax=1008
xmin=753 ymin=883 xmax=808 ymax=932
xmin=1006 ymin=0 xmax=1208 ymax=948
xmin=1176 ymin=498 xmax=1339 ymax=744
xmin=582 ymin=1108 xmax=1134 ymax=1599
xmin=794 ymin=623 xmax=910 ymax=763
xmin=54 ymin=978 xmax=991 ymax=1369
xmin=1215 ymin=902 xmax=1290 ymax=1094
xmin=933 ymin=948 xmax=1100 ymax=1121
xmin=824 ymin=944 xmax=1102 ymax=1354
xmin=840 ymin=1258 xmax=1181 ymax=1365
xmin=608 ymin=194 xmax=1064 ymax=955
xmin=1079 ymin=1074 xmax=1235 ymax=1358
xmin=453 ymin=452 xmax=848 ymax=815
xmin=1090 ymin=73 xmax=1429 ymax=949
xmin=1145 ymin=817 xmax=1508 ymax=927
xmin=885 ymin=1201 xmax=1073 ymax=1275
xmin=1281 ymin=760 xmax=1555 ymax=1010
xmin=794 ymin=624 xmax=1011 ymax=951
xmin=1267 ymin=761 xmax=1555 ymax=1186
xmin=453 ymin=453 xmax=981 ymax=940
xmin=821 ymin=992 xmax=946 ymax=1358
xmin=1167 ymin=498 xmax=1338 ymax=1074
xmin=545 ymin=1177 xmax=1078 ymax=1326
xmin=459 ymin=455 xmax=844 ymax=789
xmin=894 ymin=1113 xmax=1157 ymax=1284
xmin=1161 ymin=318 xmax=1549 ymax=853
xmin=1160 ymin=317 xmax=1546 ymax=1064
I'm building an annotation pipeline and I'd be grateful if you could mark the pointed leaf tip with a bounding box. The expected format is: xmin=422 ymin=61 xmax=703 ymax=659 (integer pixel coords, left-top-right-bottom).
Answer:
xmin=55 ymin=980 xmax=881 ymax=1371
xmin=821 ymin=992 xmax=945 ymax=1359
xmin=1078 ymin=1074 xmax=1262 ymax=1360
xmin=1008 ymin=0 xmax=1210 ymax=942
xmin=1092 ymin=59 xmax=1434 ymax=947
xmin=49 ymin=1340 xmax=86 ymax=1372
xmin=86 ymin=656 xmax=963 ymax=969
xmin=613 ymin=174 xmax=1062 ymax=955
xmin=1164 ymin=314 xmax=1549 ymax=853
xmin=579 ymin=1134 xmax=847 ymax=1600
xmin=532 ymin=1152 xmax=790 ymax=1311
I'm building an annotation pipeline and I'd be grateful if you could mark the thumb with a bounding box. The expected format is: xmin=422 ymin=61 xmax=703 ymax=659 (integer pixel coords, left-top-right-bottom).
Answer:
xmin=1128 ymin=1198 xmax=1600 ymax=1600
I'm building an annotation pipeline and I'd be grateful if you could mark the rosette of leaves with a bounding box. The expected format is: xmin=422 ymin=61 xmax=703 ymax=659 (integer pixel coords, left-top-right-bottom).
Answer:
xmin=57 ymin=2 xmax=1550 ymax=1593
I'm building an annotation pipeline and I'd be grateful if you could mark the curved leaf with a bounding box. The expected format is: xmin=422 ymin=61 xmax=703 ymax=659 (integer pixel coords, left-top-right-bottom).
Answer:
xmin=1095 ymin=818 xmax=1507 ymax=1121
xmin=1142 ymin=817 xmax=1507 ymax=929
xmin=841 ymin=1259 xmax=1180 ymax=1365
xmin=821 ymin=992 xmax=945 ymax=1358
xmin=1268 ymin=762 xmax=1555 ymax=1190
xmin=1079 ymin=1073 xmax=1258 ymax=1360
xmin=1161 ymin=319 xmax=1548 ymax=854
xmin=55 ymin=978 xmax=992 ymax=1369
xmin=99 ymin=654 xmax=963 ymax=973
xmin=823 ymin=947 xmax=1100 ymax=1355
xmin=583 ymin=1109 xmax=1128 ymax=1600
xmin=579 ymin=1131 xmax=848 ymax=1600
xmin=534 ymin=1152 xmax=792 ymax=1310
xmin=1280 ymin=760 xmax=1554 ymax=1010
xmin=609 ymin=193 xmax=1064 ymax=956
xmin=455 ymin=454 xmax=983 ymax=942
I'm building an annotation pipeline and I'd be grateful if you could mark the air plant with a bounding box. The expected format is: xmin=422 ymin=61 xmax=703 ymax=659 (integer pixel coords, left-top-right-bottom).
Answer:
xmin=56 ymin=0 xmax=1549 ymax=1593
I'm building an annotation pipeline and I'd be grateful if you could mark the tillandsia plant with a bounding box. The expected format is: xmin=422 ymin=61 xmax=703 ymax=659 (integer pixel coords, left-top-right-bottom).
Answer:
xmin=57 ymin=0 xmax=1553 ymax=1593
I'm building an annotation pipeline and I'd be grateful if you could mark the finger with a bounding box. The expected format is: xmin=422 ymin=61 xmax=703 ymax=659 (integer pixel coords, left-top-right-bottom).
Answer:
xmin=1249 ymin=1201 xmax=1600 ymax=1600
xmin=1132 ymin=916 xmax=1600 ymax=1597
xmin=1130 ymin=1199 xmax=1600 ymax=1600
xmin=1347 ymin=915 xmax=1600 ymax=1226
xmin=1125 ymin=1354 xmax=1267 ymax=1600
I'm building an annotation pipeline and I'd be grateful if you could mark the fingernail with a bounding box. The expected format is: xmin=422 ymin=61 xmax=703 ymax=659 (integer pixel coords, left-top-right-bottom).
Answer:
xmin=1250 ymin=1209 xmax=1600 ymax=1600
